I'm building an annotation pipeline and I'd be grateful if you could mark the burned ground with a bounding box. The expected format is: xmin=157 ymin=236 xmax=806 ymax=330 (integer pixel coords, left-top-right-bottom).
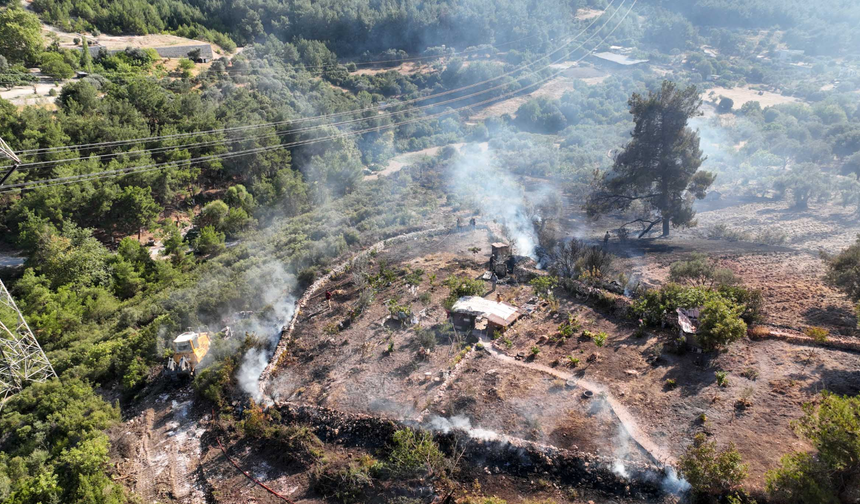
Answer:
xmin=106 ymin=183 xmax=860 ymax=503
xmin=263 ymin=203 xmax=860 ymax=497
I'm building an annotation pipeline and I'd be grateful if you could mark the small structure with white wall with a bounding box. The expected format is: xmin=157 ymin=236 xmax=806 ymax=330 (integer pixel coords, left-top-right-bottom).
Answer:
xmin=450 ymin=296 xmax=521 ymax=337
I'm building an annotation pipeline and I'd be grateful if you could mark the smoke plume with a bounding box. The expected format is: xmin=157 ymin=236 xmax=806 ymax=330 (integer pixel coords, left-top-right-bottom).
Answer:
xmin=235 ymin=262 xmax=298 ymax=403
xmin=447 ymin=146 xmax=539 ymax=257
xmin=426 ymin=415 xmax=500 ymax=441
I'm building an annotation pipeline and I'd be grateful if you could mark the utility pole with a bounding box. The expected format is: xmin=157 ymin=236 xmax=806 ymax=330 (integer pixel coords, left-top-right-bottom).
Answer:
xmin=0 ymin=278 xmax=57 ymax=411
xmin=0 ymin=135 xmax=21 ymax=187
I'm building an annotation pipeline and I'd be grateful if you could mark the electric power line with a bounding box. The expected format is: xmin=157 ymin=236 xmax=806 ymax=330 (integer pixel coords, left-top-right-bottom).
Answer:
xmin=1 ymin=0 xmax=636 ymax=193
xmin=13 ymin=7 xmax=625 ymax=173
xmin=11 ymin=0 xmax=620 ymax=158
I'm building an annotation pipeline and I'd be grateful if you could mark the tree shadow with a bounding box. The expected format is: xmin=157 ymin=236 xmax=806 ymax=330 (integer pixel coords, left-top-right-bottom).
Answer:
xmin=608 ymin=237 xmax=684 ymax=258
xmin=655 ymin=351 xmax=722 ymax=398
xmin=390 ymin=360 xmax=421 ymax=377
xmin=803 ymin=367 xmax=860 ymax=397
xmin=802 ymin=305 xmax=857 ymax=332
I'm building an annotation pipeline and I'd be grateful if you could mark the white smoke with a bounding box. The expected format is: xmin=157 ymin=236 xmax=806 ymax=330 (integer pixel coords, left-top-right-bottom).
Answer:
xmin=235 ymin=262 xmax=298 ymax=403
xmin=427 ymin=415 xmax=500 ymax=441
xmin=661 ymin=466 xmax=691 ymax=494
xmin=447 ymin=146 xmax=539 ymax=258
xmin=238 ymin=347 xmax=270 ymax=403
xmin=611 ymin=429 xmax=631 ymax=478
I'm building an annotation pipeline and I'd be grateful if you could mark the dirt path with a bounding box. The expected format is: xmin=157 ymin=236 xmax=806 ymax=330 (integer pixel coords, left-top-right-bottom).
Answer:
xmin=480 ymin=340 xmax=675 ymax=466
xmin=365 ymin=142 xmax=488 ymax=180
xmin=0 ymin=83 xmax=63 ymax=107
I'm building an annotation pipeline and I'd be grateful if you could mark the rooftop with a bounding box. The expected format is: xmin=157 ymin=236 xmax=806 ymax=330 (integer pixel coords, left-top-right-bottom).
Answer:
xmin=592 ymin=52 xmax=649 ymax=66
xmin=451 ymin=296 xmax=521 ymax=326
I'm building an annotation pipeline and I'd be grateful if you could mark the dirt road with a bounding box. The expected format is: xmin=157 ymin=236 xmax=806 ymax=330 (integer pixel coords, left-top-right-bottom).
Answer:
xmin=481 ymin=340 xmax=675 ymax=466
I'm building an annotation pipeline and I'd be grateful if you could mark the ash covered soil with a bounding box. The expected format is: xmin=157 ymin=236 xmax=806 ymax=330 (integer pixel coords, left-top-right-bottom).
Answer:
xmin=270 ymin=228 xmax=655 ymax=465
xmin=599 ymin=196 xmax=860 ymax=337
xmin=266 ymin=220 xmax=860 ymax=494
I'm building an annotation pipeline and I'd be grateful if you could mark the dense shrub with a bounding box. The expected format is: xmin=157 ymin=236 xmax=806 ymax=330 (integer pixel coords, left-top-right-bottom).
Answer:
xmin=238 ymin=409 xmax=323 ymax=466
xmin=668 ymin=253 xmax=738 ymax=288
xmin=823 ymin=236 xmax=860 ymax=302
xmin=193 ymin=226 xmax=226 ymax=256
xmin=382 ymin=429 xmax=447 ymax=479
xmin=679 ymin=433 xmax=748 ymax=498
xmin=767 ymin=392 xmax=860 ymax=503
xmin=632 ymin=283 xmax=762 ymax=329
xmin=529 ymin=276 xmax=558 ymax=299
xmin=312 ymin=455 xmax=378 ymax=503
xmin=698 ymin=297 xmax=748 ymax=350
xmin=442 ymin=275 xmax=485 ymax=309
xmin=0 ymin=379 xmax=126 ymax=504
xmin=632 ymin=284 xmax=719 ymax=326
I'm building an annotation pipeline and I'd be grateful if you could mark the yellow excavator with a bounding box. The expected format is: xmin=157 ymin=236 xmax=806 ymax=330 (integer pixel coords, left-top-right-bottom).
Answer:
xmin=167 ymin=330 xmax=211 ymax=375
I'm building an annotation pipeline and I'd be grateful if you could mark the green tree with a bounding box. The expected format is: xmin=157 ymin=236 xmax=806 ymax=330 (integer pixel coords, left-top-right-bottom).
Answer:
xmin=58 ymin=80 xmax=98 ymax=113
xmin=679 ymin=433 xmax=748 ymax=499
xmin=30 ymin=224 xmax=113 ymax=290
xmin=39 ymin=52 xmax=76 ymax=80
xmin=110 ymin=186 xmax=161 ymax=239
xmin=845 ymin=152 xmax=860 ymax=178
xmin=0 ymin=378 xmax=124 ymax=504
xmin=698 ymin=297 xmax=747 ymax=351
xmin=305 ymin=149 xmax=364 ymax=204
xmin=112 ymin=259 xmax=144 ymax=299
xmin=160 ymin=220 xmax=185 ymax=257
xmin=718 ymin=97 xmax=735 ymax=113
xmin=0 ymin=8 xmax=44 ymax=65
xmin=224 ymin=184 xmax=256 ymax=213
xmin=193 ymin=225 xmax=225 ymax=256
xmin=586 ymin=81 xmax=715 ymax=237
xmin=767 ymin=392 xmax=860 ymax=503
xmin=774 ymin=163 xmax=829 ymax=210
xmin=79 ymin=36 xmax=92 ymax=72
xmin=645 ymin=9 xmax=696 ymax=53
xmin=221 ymin=207 xmax=254 ymax=235
xmin=196 ymin=200 xmax=229 ymax=229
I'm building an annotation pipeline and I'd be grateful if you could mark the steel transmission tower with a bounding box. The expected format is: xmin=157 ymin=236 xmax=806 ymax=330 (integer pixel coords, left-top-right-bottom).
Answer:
xmin=0 ymin=135 xmax=21 ymax=187
xmin=0 ymin=278 xmax=57 ymax=408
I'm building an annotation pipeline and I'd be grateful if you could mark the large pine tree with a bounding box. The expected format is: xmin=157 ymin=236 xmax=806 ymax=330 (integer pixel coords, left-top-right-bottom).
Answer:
xmin=586 ymin=81 xmax=715 ymax=237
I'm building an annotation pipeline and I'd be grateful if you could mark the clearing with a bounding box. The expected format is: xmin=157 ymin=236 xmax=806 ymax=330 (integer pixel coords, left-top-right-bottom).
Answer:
xmin=364 ymin=142 xmax=488 ymax=180
xmin=264 ymin=220 xmax=859 ymax=495
xmin=470 ymin=63 xmax=609 ymax=120
xmin=701 ymin=85 xmax=799 ymax=116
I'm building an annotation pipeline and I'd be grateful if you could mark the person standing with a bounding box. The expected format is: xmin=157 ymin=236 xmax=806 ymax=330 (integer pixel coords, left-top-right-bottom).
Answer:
xmin=604 ymin=231 xmax=611 ymax=247
xmin=325 ymin=290 xmax=332 ymax=310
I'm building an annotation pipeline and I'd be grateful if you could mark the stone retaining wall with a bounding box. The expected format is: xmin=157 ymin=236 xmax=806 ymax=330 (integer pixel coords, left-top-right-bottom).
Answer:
xmin=751 ymin=326 xmax=860 ymax=352
xmin=271 ymin=401 xmax=665 ymax=499
xmin=259 ymin=227 xmax=448 ymax=388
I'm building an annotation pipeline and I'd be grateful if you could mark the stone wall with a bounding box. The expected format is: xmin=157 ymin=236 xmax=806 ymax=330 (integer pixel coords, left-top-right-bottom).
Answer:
xmin=271 ymin=401 xmax=665 ymax=500
xmin=259 ymin=227 xmax=448 ymax=388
